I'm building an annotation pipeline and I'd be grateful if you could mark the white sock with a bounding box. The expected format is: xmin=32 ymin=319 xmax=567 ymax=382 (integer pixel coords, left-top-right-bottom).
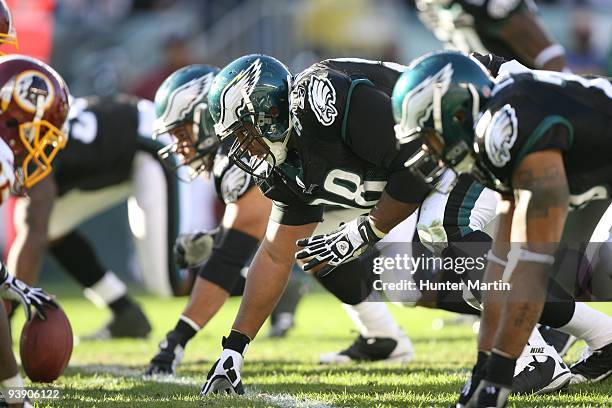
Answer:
xmin=342 ymin=299 xmax=400 ymax=339
xmin=179 ymin=315 xmax=202 ymax=332
xmin=559 ymin=302 xmax=612 ymax=350
xmin=83 ymin=271 xmax=128 ymax=308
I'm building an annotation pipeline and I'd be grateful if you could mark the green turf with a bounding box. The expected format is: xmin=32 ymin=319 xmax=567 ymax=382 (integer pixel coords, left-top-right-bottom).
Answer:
xmin=11 ymin=289 xmax=612 ymax=407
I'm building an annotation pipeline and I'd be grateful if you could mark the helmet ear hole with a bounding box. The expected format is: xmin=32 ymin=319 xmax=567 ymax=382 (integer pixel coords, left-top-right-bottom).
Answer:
xmin=6 ymin=118 xmax=17 ymax=128
xmin=453 ymin=110 xmax=466 ymax=124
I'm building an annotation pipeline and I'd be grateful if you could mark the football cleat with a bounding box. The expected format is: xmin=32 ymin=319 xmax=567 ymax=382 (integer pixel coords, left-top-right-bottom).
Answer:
xmin=512 ymin=343 xmax=571 ymax=394
xmin=570 ymin=341 xmax=612 ymax=384
xmin=538 ymin=325 xmax=577 ymax=357
xmin=319 ymin=330 xmax=414 ymax=364
xmin=83 ymin=302 xmax=151 ymax=340
xmin=268 ymin=312 xmax=295 ymax=338
xmin=145 ymin=331 xmax=185 ymax=376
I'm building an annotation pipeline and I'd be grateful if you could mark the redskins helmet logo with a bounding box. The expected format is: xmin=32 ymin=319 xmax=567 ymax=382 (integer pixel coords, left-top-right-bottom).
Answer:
xmin=11 ymin=70 xmax=55 ymax=115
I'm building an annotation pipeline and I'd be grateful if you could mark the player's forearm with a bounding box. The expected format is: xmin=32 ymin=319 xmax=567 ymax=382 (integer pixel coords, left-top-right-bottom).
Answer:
xmin=6 ymin=231 xmax=47 ymax=285
xmin=493 ymin=261 xmax=550 ymax=357
xmin=369 ymin=190 xmax=419 ymax=234
xmin=232 ymin=247 xmax=293 ymax=339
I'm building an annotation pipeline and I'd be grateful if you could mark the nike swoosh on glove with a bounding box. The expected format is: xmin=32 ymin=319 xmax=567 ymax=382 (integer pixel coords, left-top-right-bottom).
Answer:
xmin=201 ymin=348 xmax=245 ymax=396
xmin=295 ymin=214 xmax=385 ymax=277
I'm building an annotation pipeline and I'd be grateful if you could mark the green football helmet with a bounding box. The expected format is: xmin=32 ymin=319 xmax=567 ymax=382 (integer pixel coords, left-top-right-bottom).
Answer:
xmin=208 ymin=54 xmax=291 ymax=179
xmin=392 ymin=50 xmax=494 ymax=190
xmin=153 ymin=64 xmax=219 ymax=180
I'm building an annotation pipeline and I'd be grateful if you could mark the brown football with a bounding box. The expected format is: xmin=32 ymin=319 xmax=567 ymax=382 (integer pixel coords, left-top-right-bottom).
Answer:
xmin=20 ymin=305 xmax=73 ymax=382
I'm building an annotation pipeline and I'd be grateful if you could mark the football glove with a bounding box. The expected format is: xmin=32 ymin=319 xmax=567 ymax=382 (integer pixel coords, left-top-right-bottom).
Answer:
xmin=173 ymin=229 xmax=217 ymax=269
xmin=0 ymin=265 xmax=57 ymax=321
xmin=295 ymin=214 xmax=385 ymax=277
xmin=201 ymin=348 xmax=245 ymax=396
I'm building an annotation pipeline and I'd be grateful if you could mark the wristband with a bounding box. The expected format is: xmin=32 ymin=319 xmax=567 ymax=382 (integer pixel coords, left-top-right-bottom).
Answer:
xmin=517 ymin=249 xmax=555 ymax=265
xmin=486 ymin=250 xmax=508 ymax=267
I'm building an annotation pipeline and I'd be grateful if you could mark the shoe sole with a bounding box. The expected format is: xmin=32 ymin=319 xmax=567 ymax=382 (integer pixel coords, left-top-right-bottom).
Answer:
xmin=570 ymin=369 xmax=612 ymax=385
xmin=534 ymin=370 xmax=572 ymax=394
xmin=319 ymin=351 xmax=414 ymax=365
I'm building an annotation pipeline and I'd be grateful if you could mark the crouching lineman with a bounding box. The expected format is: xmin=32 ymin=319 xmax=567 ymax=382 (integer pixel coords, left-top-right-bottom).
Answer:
xmin=144 ymin=65 xmax=307 ymax=375
xmin=198 ymin=55 xmax=564 ymax=395
xmin=6 ymin=91 xmax=191 ymax=338
xmin=0 ymin=54 xmax=69 ymax=408
xmin=392 ymin=51 xmax=612 ymax=406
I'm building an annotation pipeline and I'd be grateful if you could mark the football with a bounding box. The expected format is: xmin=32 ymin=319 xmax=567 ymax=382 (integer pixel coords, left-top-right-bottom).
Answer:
xmin=20 ymin=305 xmax=73 ymax=383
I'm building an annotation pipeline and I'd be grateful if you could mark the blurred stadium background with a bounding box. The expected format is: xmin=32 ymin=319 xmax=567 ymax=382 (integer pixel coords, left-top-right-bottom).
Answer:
xmin=2 ymin=0 xmax=611 ymax=287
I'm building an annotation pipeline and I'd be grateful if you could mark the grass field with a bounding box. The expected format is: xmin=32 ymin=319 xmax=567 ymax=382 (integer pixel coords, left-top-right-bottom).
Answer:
xmin=11 ymin=284 xmax=612 ymax=408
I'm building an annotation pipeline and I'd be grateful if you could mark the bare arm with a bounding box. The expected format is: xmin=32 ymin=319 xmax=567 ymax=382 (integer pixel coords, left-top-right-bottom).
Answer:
xmin=498 ymin=8 xmax=567 ymax=71
xmin=232 ymin=220 xmax=317 ymax=339
xmin=369 ymin=190 xmax=420 ymax=234
xmin=493 ymin=149 xmax=569 ymax=356
xmin=182 ymin=187 xmax=271 ymax=327
xmin=7 ymin=176 xmax=57 ymax=285
xmin=478 ymin=198 xmax=514 ymax=352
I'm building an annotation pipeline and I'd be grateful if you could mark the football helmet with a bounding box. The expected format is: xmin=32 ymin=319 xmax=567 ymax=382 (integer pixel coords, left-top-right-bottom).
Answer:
xmin=208 ymin=54 xmax=291 ymax=179
xmin=0 ymin=0 xmax=17 ymax=53
xmin=392 ymin=50 xmax=494 ymax=191
xmin=153 ymin=64 xmax=219 ymax=180
xmin=0 ymin=55 xmax=69 ymax=189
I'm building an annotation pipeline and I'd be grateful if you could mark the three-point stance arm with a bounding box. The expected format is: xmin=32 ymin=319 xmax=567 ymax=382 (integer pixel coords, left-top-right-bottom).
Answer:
xmin=492 ymin=149 xmax=569 ymax=358
xmin=232 ymin=220 xmax=317 ymax=339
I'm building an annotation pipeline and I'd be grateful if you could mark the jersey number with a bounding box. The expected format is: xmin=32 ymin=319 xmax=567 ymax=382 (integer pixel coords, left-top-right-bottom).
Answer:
xmin=323 ymin=169 xmax=386 ymax=207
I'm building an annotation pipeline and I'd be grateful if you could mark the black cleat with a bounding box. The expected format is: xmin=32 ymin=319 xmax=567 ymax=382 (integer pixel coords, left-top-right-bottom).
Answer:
xmin=512 ymin=345 xmax=571 ymax=394
xmin=83 ymin=302 xmax=152 ymax=340
xmin=319 ymin=331 xmax=413 ymax=364
xmin=570 ymin=341 xmax=612 ymax=384
xmin=538 ymin=326 xmax=577 ymax=357
xmin=145 ymin=331 xmax=184 ymax=376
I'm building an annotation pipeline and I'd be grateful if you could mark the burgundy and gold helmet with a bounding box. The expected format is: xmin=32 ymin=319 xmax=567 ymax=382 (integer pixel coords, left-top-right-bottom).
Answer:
xmin=0 ymin=0 xmax=17 ymax=53
xmin=0 ymin=55 xmax=69 ymax=188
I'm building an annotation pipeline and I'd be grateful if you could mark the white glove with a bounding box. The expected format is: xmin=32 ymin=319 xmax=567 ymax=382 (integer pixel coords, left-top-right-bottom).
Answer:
xmin=0 ymin=266 xmax=57 ymax=321
xmin=173 ymin=229 xmax=216 ymax=269
xmin=0 ymin=137 xmax=15 ymax=204
xmin=201 ymin=348 xmax=245 ymax=395
xmin=295 ymin=214 xmax=385 ymax=277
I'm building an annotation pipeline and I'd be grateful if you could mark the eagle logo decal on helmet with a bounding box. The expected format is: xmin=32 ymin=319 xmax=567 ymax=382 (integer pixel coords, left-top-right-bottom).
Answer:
xmin=396 ymin=63 xmax=453 ymax=142
xmin=154 ymin=72 xmax=214 ymax=131
xmin=215 ymin=58 xmax=262 ymax=135
xmin=480 ymin=104 xmax=518 ymax=167
xmin=308 ymin=75 xmax=337 ymax=126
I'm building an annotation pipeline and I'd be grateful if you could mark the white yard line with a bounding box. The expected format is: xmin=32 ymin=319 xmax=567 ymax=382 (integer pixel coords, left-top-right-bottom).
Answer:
xmin=73 ymin=364 xmax=335 ymax=408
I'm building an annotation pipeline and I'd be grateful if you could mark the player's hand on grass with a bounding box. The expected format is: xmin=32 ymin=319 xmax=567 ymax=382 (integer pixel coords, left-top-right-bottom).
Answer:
xmin=173 ymin=229 xmax=217 ymax=269
xmin=295 ymin=214 xmax=384 ymax=276
xmin=201 ymin=331 xmax=250 ymax=396
xmin=201 ymin=349 xmax=245 ymax=396
xmin=0 ymin=266 xmax=57 ymax=321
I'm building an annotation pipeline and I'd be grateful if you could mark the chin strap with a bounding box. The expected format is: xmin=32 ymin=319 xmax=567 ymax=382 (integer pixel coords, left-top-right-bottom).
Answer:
xmin=263 ymin=125 xmax=292 ymax=165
